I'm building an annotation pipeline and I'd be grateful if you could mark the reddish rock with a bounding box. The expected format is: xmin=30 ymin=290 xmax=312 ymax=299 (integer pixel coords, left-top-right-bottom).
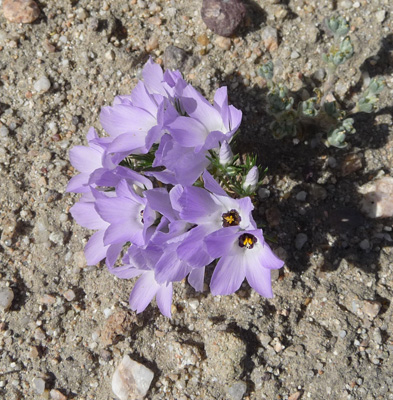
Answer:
xmin=201 ymin=0 xmax=246 ymax=37
xmin=3 ymin=0 xmax=40 ymax=24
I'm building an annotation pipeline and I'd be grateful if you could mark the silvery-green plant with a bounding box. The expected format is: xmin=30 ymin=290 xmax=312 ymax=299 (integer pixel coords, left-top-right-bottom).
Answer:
xmin=258 ymin=15 xmax=385 ymax=148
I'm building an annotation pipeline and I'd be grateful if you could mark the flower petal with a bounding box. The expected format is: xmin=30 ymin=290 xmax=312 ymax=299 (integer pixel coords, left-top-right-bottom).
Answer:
xmin=129 ymin=271 xmax=159 ymax=314
xmin=210 ymin=253 xmax=245 ymax=295
xmin=245 ymin=253 xmax=273 ymax=298
xmin=188 ymin=267 xmax=205 ymax=292
xmin=156 ymin=283 xmax=173 ymax=318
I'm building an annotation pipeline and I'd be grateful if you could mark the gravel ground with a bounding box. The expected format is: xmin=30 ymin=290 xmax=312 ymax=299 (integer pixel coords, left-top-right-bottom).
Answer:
xmin=0 ymin=0 xmax=393 ymax=399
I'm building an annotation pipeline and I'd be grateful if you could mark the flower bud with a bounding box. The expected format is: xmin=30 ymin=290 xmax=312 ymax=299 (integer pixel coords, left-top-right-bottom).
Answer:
xmin=219 ymin=141 xmax=234 ymax=167
xmin=242 ymin=166 xmax=259 ymax=193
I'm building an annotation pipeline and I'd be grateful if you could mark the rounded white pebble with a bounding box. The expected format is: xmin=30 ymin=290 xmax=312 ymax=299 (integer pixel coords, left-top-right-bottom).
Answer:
xmin=34 ymin=76 xmax=51 ymax=93
xmin=0 ymin=287 xmax=14 ymax=311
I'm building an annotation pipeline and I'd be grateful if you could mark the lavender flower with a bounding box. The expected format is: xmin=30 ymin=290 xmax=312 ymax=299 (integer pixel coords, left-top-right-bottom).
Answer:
xmin=205 ymin=227 xmax=284 ymax=296
xmin=67 ymin=57 xmax=284 ymax=317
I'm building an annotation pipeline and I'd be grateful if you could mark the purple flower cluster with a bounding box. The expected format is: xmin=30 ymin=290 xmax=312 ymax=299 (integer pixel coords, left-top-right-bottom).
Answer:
xmin=68 ymin=58 xmax=284 ymax=317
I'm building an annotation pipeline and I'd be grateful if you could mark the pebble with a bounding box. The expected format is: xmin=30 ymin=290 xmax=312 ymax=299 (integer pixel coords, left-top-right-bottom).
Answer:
xmin=32 ymin=377 xmax=45 ymax=394
xmin=375 ymin=10 xmax=386 ymax=23
xmin=291 ymin=51 xmax=300 ymax=59
xmin=227 ymin=381 xmax=247 ymax=400
xmin=262 ymin=26 xmax=278 ymax=52
xmin=104 ymin=49 xmax=115 ymax=61
xmin=288 ymin=392 xmax=302 ymax=400
xmin=215 ymin=36 xmax=231 ymax=50
xmin=34 ymin=76 xmax=51 ymax=93
xmin=359 ymin=176 xmax=393 ymax=218
xmin=3 ymin=0 xmax=40 ymax=24
xmin=112 ymin=355 xmax=154 ymax=400
xmin=341 ymin=153 xmax=362 ymax=176
xmin=201 ymin=0 xmax=246 ymax=37
xmin=63 ymin=289 xmax=76 ymax=302
xmin=50 ymin=389 xmax=67 ymax=400
xmin=258 ymin=187 xmax=270 ymax=199
xmin=362 ymin=300 xmax=381 ymax=320
xmin=295 ymin=233 xmax=308 ymax=250
xmin=296 ymin=191 xmax=307 ymax=201
xmin=0 ymin=287 xmax=14 ymax=311
xmin=163 ymin=45 xmax=189 ymax=71
xmin=339 ymin=330 xmax=347 ymax=338
xmin=146 ymin=35 xmax=159 ymax=52
xmin=359 ymin=239 xmax=370 ymax=250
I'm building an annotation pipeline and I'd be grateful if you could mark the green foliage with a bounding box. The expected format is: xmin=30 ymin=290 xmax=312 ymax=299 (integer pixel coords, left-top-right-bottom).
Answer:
xmin=258 ymin=15 xmax=385 ymax=149
xmin=207 ymin=149 xmax=267 ymax=198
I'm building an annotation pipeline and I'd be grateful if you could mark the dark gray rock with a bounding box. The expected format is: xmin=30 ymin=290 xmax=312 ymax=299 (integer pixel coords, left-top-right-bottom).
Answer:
xmin=201 ymin=0 xmax=246 ymax=37
xmin=163 ymin=45 xmax=189 ymax=71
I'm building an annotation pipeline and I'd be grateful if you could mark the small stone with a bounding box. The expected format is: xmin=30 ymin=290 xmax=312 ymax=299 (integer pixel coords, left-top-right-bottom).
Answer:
xmin=271 ymin=337 xmax=283 ymax=352
xmin=50 ymin=389 xmax=67 ymax=400
xmin=288 ymin=392 xmax=302 ymax=400
xmin=112 ymin=355 xmax=154 ymax=400
xmin=34 ymin=76 xmax=51 ymax=93
xmin=39 ymin=294 xmax=56 ymax=305
xmin=146 ymin=35 xmax=159 ymax=52
xmin=359 ymin=177 xmax=393 ymax=218
xmin=105 ymin=49 xmax=115 ymax=60
xmin=339 ymin=330 xmax=347 ymax=338
xmin=0 ymin=287 xmax=14 ymax=311
xmin=309 ymin=184 xmax=327 ymax=201
xmin=359 ymin=239 xmax=370 ymax=250
xmin=63 ymin=289 xmax=76 ymax=302
xmin=197 ymin=34 xmax=209 ymax=46
xmin=341 ymin=153 xmax=362 ymax=176
xmin=265 ymin=206 xmax=281 ymax=227
xmin=32 ymin=377 xmax=45 ymax=394
xmin=375 ymin=10 xmax=386 ymax=23
xmin=227 ymin=381 xmax=247 ymax=400
xmin=29 ymin=346 xmax=40 ymax=358
xmin=295 ymin=233 xmax=308 ymax=250
xmin=258 ymin=187 xmax=270 ymax=199
xmin=3 ymin=0 xmax=40 ymax=23
xmin=339 ymin=0 xmax=352 ymax=8
xmin=215 ymin=36 xmax=231 ymax=50
xmin=362 ymin=300 xmax=382 ymax=320
xmin=291 ymin=50 xmax=300 ymax=59
xmin=163 ymin=45 xmax=189 ymax=71
xmin=296 ymin=191 xmax=307 ymax=201
xmin=262 ymin=26 xmax=278 ymax=52
xmin=201 ymin=0 xmax=246 ymax=37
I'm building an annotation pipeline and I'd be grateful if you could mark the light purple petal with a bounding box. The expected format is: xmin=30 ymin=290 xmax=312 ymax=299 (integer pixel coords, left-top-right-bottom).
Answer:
xmin=69 ymin=146 xmax=103 ymax=173
xmin=155 ymin=248 xmax=191 ymax=284
xmin=156 ymin=283 xmax=173 ymax=318
xmin=257 ymin=241 xmax=285 ymax=270
xmin=130 ymin=81 xmax=159 ymax=116
xmin=142 ymin=57 xmax=166 ymax=96
xmin=100 ymin=104 xmax=156 ymax=138
xmin=204 ymin=227 xmax=239 ymax=259
xmin=177 ymin=225 xmax=214 ymax=268
xmin=84 ymin=230 xmax=108 ymax=265
xmin=108 ymin=264 xmax=144 ymax=279
xmin=145 ymin=188 xmax=176 ymax=222
xmin=66 ymin=173 xmax=90 ymax=193
xmin=179 ymin=186 xmax=219 ymax=224
xmin=202 ymin=170 xmax=227 ymax=196
xmin=107 ymin=131 xmax=148 ymax=154
xmin=70 ymin=202 xmax=108 ymax=230
xmin=228 ymin=104 xmax=242 ymax=132
xmin=188 ymin=267 xmax=205 ymax=292
xmin=169 ymin=116 xmax=208 ymax=147
xmin=245 ymin=257 xmax=273 ymax=298
xmin=210 ymin=253 xmax=245 ymax=295
xmin=105 ymin=243 xmax=124 ymax=268
xmin=129 ymin=271 xmax=159 ymax=314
